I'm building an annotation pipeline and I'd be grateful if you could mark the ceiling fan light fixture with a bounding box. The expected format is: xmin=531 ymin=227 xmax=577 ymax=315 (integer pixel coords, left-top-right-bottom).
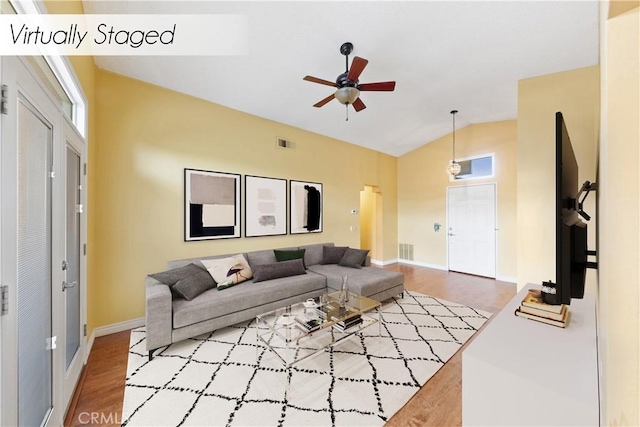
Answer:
xmin=304 ymin=43 xmax=395 ymax=117
xmin=335 ymin=87 xmax=360 ymax=105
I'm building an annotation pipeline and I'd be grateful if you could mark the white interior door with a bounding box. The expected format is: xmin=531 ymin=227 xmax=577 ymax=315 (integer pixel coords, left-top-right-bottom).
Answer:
xmin=447 ymin=184 xmax=496 ymax=278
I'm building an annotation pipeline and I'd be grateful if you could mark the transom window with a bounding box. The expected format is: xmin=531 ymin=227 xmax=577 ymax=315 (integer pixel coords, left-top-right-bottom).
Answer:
xmin=7 ymin=0 xmax=87 ymax=137
xmin=451 ymin=154 xmax=495 ymax=181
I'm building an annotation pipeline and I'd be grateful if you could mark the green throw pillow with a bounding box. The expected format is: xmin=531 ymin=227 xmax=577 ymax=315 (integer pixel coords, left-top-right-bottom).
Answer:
xmin=274 ymin=249 xmax=307 ymax=269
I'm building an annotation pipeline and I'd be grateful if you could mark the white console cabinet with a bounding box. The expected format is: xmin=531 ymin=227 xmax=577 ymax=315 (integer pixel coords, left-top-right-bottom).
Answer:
xmin=462 ymin=284 xmax=598 ymax=426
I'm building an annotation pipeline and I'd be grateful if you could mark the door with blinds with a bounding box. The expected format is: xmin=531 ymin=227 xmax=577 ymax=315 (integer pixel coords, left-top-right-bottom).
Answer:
xmin=1 ymin=57 xmax=67 ymax=426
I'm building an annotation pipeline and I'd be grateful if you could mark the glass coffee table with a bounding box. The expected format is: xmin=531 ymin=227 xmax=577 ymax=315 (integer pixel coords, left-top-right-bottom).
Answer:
xmin=255 ymin=291 xmax=382 ymax=367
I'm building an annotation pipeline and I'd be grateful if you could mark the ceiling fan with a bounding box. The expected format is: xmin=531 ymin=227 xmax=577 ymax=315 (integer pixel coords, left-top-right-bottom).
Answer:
xmin=303 ymin=42 xmax=396 ymax=119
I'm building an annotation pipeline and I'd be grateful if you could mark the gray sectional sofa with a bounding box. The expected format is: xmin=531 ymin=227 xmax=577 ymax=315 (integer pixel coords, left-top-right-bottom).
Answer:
xmin=145 ymin=242 xmax=404 ymax=359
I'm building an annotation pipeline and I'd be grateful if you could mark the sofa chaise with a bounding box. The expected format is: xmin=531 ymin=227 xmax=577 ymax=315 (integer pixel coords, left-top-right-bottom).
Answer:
xmin=145 ymin=242 xmax=404 ymax=359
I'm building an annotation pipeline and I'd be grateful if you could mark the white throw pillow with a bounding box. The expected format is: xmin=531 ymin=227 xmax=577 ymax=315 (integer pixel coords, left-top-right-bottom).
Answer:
xmin=202 ymin=254 xmax=253 ymax=290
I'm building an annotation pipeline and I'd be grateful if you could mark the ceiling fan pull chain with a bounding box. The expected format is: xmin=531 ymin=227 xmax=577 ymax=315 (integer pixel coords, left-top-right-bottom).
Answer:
xmin=346 ymin=104 xmax=349 ymax=121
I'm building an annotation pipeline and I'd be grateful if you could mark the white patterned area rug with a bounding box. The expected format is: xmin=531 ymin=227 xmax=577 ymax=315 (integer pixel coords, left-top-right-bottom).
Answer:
xmin=122 ymin=291 xmax=491 ymax=426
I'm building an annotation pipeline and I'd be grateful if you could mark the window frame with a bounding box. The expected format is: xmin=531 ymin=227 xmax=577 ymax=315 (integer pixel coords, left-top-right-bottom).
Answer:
xmin=448 ymin=153 xmax=496 ymax=182
xmin=8 ymin=0 xmax=88 ymax=138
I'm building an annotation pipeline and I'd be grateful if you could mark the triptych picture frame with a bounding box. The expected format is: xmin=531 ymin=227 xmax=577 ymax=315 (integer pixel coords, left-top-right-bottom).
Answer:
xmin=184 ymin=168 xmax=322 ymax=241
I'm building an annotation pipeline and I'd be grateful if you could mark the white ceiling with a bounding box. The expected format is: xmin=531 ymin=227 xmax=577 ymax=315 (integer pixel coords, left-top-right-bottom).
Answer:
xmin=83 ymin=1 xmax=599 ymax=157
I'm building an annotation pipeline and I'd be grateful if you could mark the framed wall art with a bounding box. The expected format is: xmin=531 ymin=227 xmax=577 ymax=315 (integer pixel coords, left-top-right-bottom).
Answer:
xmin=290 ymin=180 xmax=323 ymax=234
xmin=244 ymin=175 xmax=287 ymax=237
xmin=184 ymin=168 xmax=241 ymax=241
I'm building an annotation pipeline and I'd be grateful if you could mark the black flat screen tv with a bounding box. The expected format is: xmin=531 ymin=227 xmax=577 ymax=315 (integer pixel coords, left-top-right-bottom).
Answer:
xmin=549 ymin=112 xmax=588 ymax=305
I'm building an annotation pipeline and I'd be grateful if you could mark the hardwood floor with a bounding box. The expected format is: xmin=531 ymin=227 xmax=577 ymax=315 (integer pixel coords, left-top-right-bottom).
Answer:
xmin=64 ymin=331 xmax=131 ymax=426
xmin=64 ymin=264 xmax=516 ymax=426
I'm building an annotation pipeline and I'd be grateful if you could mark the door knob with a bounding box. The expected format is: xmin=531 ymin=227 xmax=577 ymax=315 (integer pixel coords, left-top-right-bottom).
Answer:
xmin=62 ymin=281 xmax=77 ymax=291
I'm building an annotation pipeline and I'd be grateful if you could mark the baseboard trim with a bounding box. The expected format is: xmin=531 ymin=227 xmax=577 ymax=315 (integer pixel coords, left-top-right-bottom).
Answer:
xmin=496 ymin=275 xmax=518 ymax=284
xmin=94 ymin=317 xmax=145 ymax=338
xmin=85 ymin=331 xmax=95 ymax=364
xmin=398 ymin=260 xmax=448 ymax=271
xmin=371 ymin=258 xmax=400 ymax=266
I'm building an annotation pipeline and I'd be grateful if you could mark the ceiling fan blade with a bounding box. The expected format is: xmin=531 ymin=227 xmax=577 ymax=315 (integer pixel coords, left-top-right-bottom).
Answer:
xmin=347 ymin=56 xmax=369 ymax=82
xmin=313 ymin=93 xmax=335 ymax=108
xmin=352 ymin=97 xmax=366 ymax=112
xmin=304 ymin=75 xmax=339 ymax=88
xmin=358 ymin=81 xmax=396 ymax=91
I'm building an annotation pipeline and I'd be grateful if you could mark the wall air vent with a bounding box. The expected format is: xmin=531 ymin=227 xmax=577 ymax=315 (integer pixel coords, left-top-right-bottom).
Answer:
xmin=399 ymin=243 xmax=414 ymax=261
xmin=276 ymin=138 xmax=294 ymax=149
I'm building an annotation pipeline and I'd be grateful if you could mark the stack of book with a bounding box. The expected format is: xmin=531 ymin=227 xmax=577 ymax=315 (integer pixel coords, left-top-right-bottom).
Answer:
xmin=333 ymin=314 xmax=362 ymax=332
xmin=314 ymin=304 xmax=335 ymax=320
xmin=294 ymin=315 xmax=321 ymax=332
xmin=515 ymin=290 xmax=569 ymax=328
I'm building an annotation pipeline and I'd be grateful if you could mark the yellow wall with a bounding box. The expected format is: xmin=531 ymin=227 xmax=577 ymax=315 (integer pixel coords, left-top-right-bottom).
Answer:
xmin=379 ymin=156 xmax=398 ymax=262
xmin=92 ymin=69 xmax=398 ymax=326
xmin=397 ymin=120 xmax=518 ymax=281
xmin=516 ymin=66 xmax=600 ymax=292
xmin=599 ymin=5 xmax=639 ymax=425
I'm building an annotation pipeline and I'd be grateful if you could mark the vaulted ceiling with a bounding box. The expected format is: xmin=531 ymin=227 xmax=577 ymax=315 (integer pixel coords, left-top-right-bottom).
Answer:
xmin=84 ymin=1 xmax=599 ymax=156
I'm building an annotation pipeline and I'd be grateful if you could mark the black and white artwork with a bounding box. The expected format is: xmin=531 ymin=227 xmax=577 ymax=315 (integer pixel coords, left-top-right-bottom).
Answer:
xmin=244 ymin=175 xmax=287 ymax=237
xmin=184 ymin=169 xmax=241 ymax=241
xmin=290 ymin=180 xmax=323 ymax=234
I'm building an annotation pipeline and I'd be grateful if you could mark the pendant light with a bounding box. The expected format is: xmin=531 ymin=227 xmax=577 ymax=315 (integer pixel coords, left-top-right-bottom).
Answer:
xmin=447 ymin=109 xmax=462 ymax=176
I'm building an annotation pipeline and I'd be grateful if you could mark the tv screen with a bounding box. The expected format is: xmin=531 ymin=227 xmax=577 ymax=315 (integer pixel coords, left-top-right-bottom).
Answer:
xmin=553 ymin=112 xmax=587 ymax=305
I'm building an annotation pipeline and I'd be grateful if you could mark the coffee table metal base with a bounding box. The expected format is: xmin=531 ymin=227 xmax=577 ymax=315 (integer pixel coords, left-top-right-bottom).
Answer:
xmin=255 ymin=293 xmax=382 ymax=368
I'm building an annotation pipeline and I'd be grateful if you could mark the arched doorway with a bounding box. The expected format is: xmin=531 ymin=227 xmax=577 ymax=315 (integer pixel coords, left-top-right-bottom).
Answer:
xmin=359 ymin=185 xmax=383 ymax=263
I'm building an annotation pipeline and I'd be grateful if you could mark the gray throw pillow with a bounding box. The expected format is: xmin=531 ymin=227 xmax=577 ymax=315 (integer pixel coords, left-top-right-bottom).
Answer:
xmin=149 ymin=263 xmax=205 ymax=286
xmin=338 ymin=248 xmax=370 ymax=269
xmin=149 ymin=263 xmax=215 ymax=300
xmin=172 ymin=271 xmax=216 ymax=300
xmin=321 ymin=246 xmax=349 ymax=264
xmin=253 ymin=259 xmax=307 ymax=283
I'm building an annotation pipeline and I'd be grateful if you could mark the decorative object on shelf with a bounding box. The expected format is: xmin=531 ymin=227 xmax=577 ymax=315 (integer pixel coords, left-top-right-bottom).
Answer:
xmin=339 ymin=274 xmax=350 ymax=308
xmin=244 ymin=175 xmax=287 ymax=237
xmin=290 ymin=180 xmax=323 ymax=234
xmin=540 ymin=280 xmax=559 ymax=305
xmin=184 ymin=168 xmax=241 ymax=241
xmin=447 ymin=109 xmax=462 ymax=176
